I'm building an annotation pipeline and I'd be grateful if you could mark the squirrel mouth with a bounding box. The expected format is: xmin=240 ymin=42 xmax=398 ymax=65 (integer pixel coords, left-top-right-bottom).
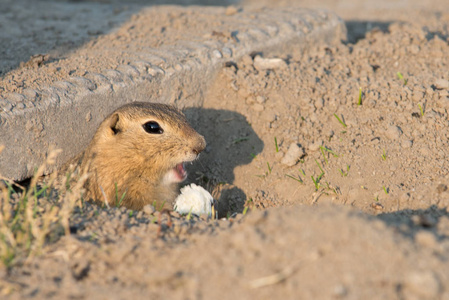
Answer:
xmin=163 ymin=162 xmax=191 ymax=185
xmin=173 ymin=163 xmax=187 ymax=182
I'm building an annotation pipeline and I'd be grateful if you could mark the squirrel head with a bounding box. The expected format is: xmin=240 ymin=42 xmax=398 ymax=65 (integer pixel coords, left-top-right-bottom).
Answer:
xmin=94 ymin=102 xmax=206 ymax=183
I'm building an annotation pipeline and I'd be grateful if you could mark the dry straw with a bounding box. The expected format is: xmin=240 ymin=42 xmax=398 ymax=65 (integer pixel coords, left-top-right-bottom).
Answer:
xmin=0 ymin=147 xmax=87 ymax=268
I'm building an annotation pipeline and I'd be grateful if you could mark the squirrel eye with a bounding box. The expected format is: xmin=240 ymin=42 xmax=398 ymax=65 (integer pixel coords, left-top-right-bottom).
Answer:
xmin=143 ymin=121 xmax=164 ymax=134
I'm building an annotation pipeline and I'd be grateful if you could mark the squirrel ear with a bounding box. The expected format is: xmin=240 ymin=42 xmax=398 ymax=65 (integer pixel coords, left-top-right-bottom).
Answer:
xmin=109 ymin=113 xmax=122 ymax=135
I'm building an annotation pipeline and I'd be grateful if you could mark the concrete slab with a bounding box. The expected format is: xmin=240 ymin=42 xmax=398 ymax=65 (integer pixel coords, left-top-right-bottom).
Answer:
xmin=0 ymin=5 xmax=345 ymax=181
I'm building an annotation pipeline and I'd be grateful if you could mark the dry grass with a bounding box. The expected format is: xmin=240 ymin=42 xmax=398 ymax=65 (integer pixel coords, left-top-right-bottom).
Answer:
xmin=0 ymin=147 xmax=87 ymax=268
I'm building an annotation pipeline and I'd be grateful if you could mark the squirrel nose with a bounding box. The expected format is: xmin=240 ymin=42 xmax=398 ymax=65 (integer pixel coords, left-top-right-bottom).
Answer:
xmin=192 ymin=135 xmax=206 ymax=155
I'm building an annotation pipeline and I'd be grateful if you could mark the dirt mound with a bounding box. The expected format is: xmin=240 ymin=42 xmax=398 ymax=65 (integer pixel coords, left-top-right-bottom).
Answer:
xmin=4 ymin=203 xmax=449 ymax=299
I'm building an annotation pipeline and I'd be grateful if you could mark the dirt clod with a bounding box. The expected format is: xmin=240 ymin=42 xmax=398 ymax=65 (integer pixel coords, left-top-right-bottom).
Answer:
xmin=281 ymin=143 xmax=305 ymax=167
xmin=434 ymin=79 xmax=449 ymax=90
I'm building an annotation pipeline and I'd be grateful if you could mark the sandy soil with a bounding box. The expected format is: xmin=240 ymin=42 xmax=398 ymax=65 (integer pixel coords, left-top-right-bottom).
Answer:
xmin=2 ymin=0 xmax=449 ymax=299
xmin=0 ymin=0 xmax=236 ymax=98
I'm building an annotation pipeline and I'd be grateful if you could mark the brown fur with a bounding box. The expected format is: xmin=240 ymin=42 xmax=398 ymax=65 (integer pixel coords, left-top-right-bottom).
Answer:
xmin=80 ymin=102 xmax=206 ymax=210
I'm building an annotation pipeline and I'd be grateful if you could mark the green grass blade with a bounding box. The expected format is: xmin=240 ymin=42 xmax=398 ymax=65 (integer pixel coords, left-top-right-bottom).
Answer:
xmin=397 ymin=72 xmax=407 ymax=85
xmin=285 ymin=174 xmax=303 ymax=184
xmin=320 ymin=146 xmax=328 ymax=164
xmin=315 ymin=159 xmax=325 ymax=174
xmin=358 ymin=87 xmax=362 ymax=105
xmin=333 ymin=113 xmax=347 ymax=128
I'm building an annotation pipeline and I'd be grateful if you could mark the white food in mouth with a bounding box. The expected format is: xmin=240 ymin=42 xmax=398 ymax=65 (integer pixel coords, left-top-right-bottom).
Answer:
xmin=174 ymin=183 xmax=213 ymax=216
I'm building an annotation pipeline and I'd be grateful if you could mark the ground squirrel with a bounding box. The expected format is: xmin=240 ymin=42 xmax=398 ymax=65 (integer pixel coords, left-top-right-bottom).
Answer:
xmin=80 ymin=102 xmax=206 ymax=210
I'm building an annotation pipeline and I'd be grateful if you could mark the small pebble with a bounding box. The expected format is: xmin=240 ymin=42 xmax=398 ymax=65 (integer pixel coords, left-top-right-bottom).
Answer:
xmin=308 ymin=141 xmax=322 ymax=152
xmin=240 ymin=55 xmax=253 ymax=66
xmin=407 ymin=44 xmax=420 ymax=54
xmin=171 ymin=211 xmax=181 ymax=218
xmin=438 ymin=90 xmax=449 ymax=98
xmin=314 ymin=98 xmax=324 ymax=109
xmin=253 ymin=55 xmax=287 ymax=70
xmin=332 ymin=284 xmax=348 ymax=297
xmin=143 ymin=205 xmax=156 ymax=215
xmin=436 ymin=184 xmax=447 ymax=194
xmin=404 ymin=271 xmax=441 ymax=299
xmin=252 ymin=103 xmax=264 ymax=112
xmin=436 ymin=97 xmax=449 ymax=109
xmin=225 ymin=5 xmax=239 ymax=16
xmin=245 ymin=95 xmax=255 ymax=104
xmin=385 ymin=125 xmax=402 ymax=140
xmin=256 ymin=95 xmax=266 ymax=104
xmin=238 ymin=88 xmax=250 ymax=98
xmin=415 ymin=231 xmax=437 ymax=248
xmin=434 ymin=78 xmax=449 ymax=90
xmin=401 ymin=140 xmax=413 ymax=149
xmin=212 ymin=49 xmax=223 ymax=59
xmin=419 ymin=147 xmax=430 ymax=156
xmin=371 ymin=202 xmax=384 ymax=210
xmin=230 ymin=81 xmax=239 ymax=91
xmin=262 ymin=111 xmax=276 ymax=123
xmin=275 ymin=151 xmax=284 ymax=161
xmin=222 ymin=47 xmax=232 ymax=58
